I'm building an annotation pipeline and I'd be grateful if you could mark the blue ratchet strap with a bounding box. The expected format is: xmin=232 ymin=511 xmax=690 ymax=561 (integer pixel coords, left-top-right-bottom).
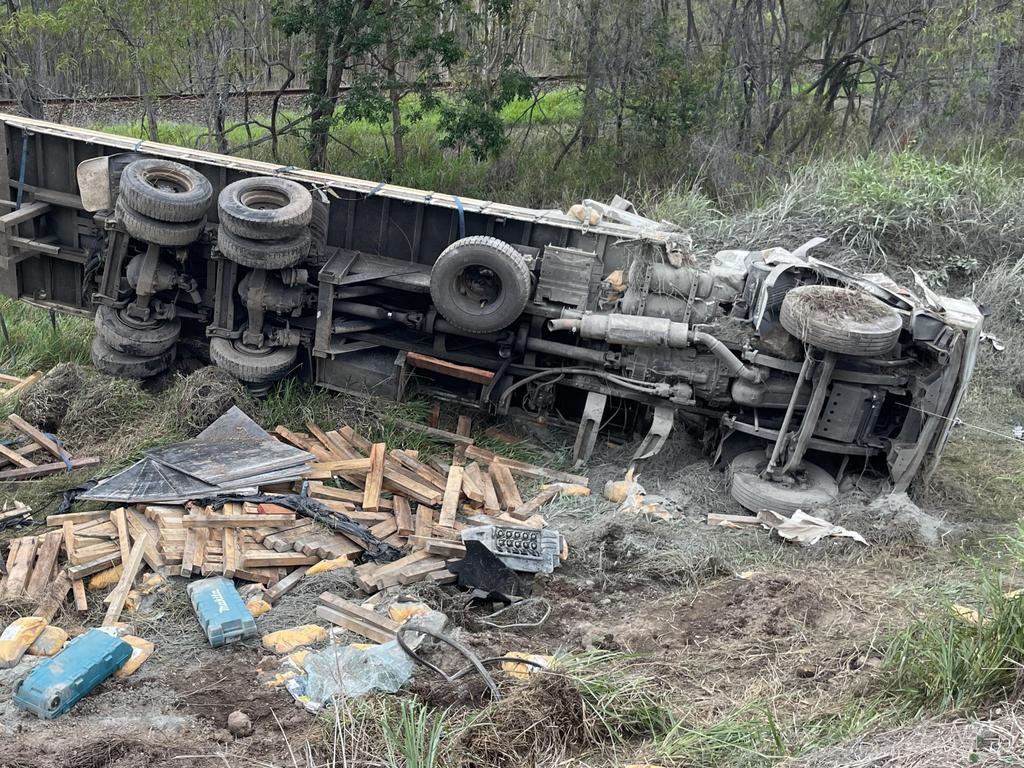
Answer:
xmin=299 ymin=480 xmax=309 ymax=497
xmin=452 ymin=194 xmax=465 ymax=238
xmin=273 ymin=165 xmax=297 ymax=174
xmin=364 ymin=180 xmax=386 ymax=198
xmin=44 ymin=432 xmax=74 ymax=472
xmin=132 ymin=139 xmax=145 ymax=152
xmin=15 ymin=130 xmax=28 ymax=211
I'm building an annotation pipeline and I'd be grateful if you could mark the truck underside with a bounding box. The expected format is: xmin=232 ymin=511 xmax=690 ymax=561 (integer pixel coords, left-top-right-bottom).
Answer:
xmin=0 ymin=114 xmax=983 ymax=513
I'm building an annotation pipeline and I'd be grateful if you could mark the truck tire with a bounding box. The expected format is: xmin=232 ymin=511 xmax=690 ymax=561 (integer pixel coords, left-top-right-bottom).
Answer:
xmin=429 ymin=236 xmax=532 ymax=333
xmin=310 ymin=198 xmax=329 ymax=256
xmin=216 ymin=226 xmax=311 ymax=270
xmin=94 ymin=304 xmax=180 ymax=357
xmin=218 ymin=177 xmax=312 ymax=240
xmin=729 ymin=450 xmax=838 ymax=515
xmin=119 ymin=159 xmax=213 ymax=222
xmin=116 ymin=199 xmax=206 ymax=247
xmin=780 ymin=284 xmax=902 ymax=357
xmin=91 ymin=336 xmax=175 ymax=379
xmin=209 ymin=336 xmax=298 ymax=384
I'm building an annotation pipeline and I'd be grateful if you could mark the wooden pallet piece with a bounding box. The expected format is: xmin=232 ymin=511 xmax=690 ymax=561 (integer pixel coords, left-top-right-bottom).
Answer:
xmin=35 ymin=572 xmax=71 ymax=622
xmin=390 ymin=450 xmax=447 ymax=490
xmin=124 ymin=509 xmax=168 ymax=574
xmin=102 ymin=533 xmax=147 ymax=627
xmin=394 ymin=419 xmax=474 ymax=446
xmin=179 ymin=529 xmax=198 ymax=577
xmin=438 ymin=465 xmax=464 ymax=528
xmin=182 ymin=513 xmax=296 ymax=528
xmin=0 ymin=442 xmax=35 ymax=468
xmin=47 ymin=509 xmax=110 ymax=526
xmin=706 ymin=513 xmax=761 ymax=527
xmin=453 ymin=415 xmax=472 ymax=465
xmin=489 ymin=462 xmax=523 ymax=512
xmin=70 ymin=541 xmax=120 ymax=565
xmin=273 ymin=425 xmax=317 ymax=450
xmin=413 ymin=505 xmax=434 ymax=546
xmin=426 ymin=569 xmax=457 ymax=585
xmin=368 ymin=517 xmax=397 ymax=540
xmin=0 ymin=371 xmax=42 ymax=401
xmin=393 ymin=496 xmax=414 ymax=535
xmin=223 ymin=528 xmax=239 ymax=578
xmin=265 ymin=521 xmax=318 ymax=552
xmin=396 ymin=556 xmax=448 ymax=586
xmin=7 ymin=414 xmax=63 ymax=459
xmin=363 ymin=442 xmax=386 ymax=512
xmin=316 ymin=605 xmax=395 ymax=644
xmin=61 ymin=520 xmax=77 ymax=562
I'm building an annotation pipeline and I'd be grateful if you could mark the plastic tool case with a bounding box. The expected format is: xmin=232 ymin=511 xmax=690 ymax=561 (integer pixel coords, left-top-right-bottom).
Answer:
xmin=13 ymin=628 xmax=132 ymax=718
xmin=188 ymin=576 xmax=258 ymax=647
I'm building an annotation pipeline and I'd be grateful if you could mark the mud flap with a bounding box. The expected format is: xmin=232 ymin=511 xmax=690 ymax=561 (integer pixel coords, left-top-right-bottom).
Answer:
xmin=572 ymin=391 xmax=607 ymax=468
xmin=631 ymin=404 xmax=675 ymax=463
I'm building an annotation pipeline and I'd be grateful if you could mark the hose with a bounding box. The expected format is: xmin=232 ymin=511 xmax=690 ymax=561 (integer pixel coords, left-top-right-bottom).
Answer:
xmin=690 ymin=331 xmax=764 ymax=383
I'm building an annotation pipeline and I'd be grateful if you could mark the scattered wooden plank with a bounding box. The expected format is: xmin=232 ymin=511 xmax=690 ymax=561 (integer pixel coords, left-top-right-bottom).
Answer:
xmin=426 ymin=569 xmax=457 ymax=585
xmin=466 ymin=445 xmax=589 ymax=486
xmin=507 ymin=487 xmax=560 ymax=520
xmin=111 ymin=508 xmax=131 ymax=565
xmin=0 ymin=443 xmax=35 ymax=469
xmin=7 ymin=414 xmax=63 ymax=459
xmin=706 ymin=513 xmax=761 ymax=527
xmin=4 ymin=536 xmax=35 ymax=598
xmin=438 ymin=465 xmax=464 ymax=528
xmin=182 ymin=514 xmax=295 ymax=528
xmin=264 ymin=566 xmax=309 ymax=603
xmin=312 ymin=457 xmax=372 ymax=473
xmin=72 ymin=578 xmax=88 ymax=611
xmin=390 ymin=450 xmax=447 ymax=490
xmin=393 ymin=496 xmax=414 ymax=535
xmin=35 ymin=572 xmax=71 ymax=622
xmin=0 ymin=371 xmax=42 ymax=400
xmin=406 ymin=536 xmax=466 ymax=558
xmin=461 ymin=461 xmax=484 ymax=503
xmin=66 ymin=552 xmax=121 ymax=581
xmin=124 ymin=509 xmax=167 ymax=574
xmin=320 ymin=592 xmax=401 ymax=630
xmin=223 ymin=528 xmax=239 ymax=578
xmin=489 ymin=462 xmax=523 ymax=512
xmin=24 ymin=530 xmax=62 ymax=601
xmin=362 ymin=442 xmax=386 ymax=512
xmin=0 ymin=457 xmax=100 ymax=481
xmin=241 ymin=551 xmax=318 ymax=568
xmin=368 ymin=518 xmax=397 ymax=540
xmin=273 ymin=426 xmax=317 ymax=450
xmin=480 ymin=466 xmax=501 ymax=513
xmin=61 ymin=520 xmax=77 ymax=561
xmin=102 ymin=533 xmax=147 ymax=627
xmin=316 ymin=605 xmax=395 ymax=644
xmin=406 ymin=352 xmax=495 ymax=385
xmin=394 ymin=420 xmax=474 ymax=446
xmin=453 ymin=415 xmax=472 ymax=465
xmin=47 ymin=509 xmax=110 ymax=526
xmin=413 ymin=505 xmax=434 ymax=545
xmin=397 ymin=556 xmax=450 ymax=585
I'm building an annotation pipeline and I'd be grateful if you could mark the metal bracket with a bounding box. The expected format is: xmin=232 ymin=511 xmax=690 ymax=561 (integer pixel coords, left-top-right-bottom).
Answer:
xmin=631 ymin=403 xmax=675 ymax=463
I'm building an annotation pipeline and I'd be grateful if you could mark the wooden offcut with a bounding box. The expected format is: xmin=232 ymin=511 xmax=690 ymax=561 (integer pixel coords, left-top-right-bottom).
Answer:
xmin=362 ymin=442 xmax=386 ymax=512
xmin=489 ymin=462 xmax=523 ymax=512
xmin=438 ymin=465 xmax=464 ymax=528
xmin=406 ymin=352 xmax=495 ymax=385
xmin=102 ymin=533 xmax=147 ymax=627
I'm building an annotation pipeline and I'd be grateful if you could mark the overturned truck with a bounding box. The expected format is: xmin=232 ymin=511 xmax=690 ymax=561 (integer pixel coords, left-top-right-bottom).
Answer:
xmin=0 ymin=114 xmax=983 ymax=513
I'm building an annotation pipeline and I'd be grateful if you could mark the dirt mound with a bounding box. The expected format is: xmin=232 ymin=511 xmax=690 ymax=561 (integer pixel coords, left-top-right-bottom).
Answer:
xmin=833 ymin=492 xmax=954 ymax=547
xmin=164 ymin=366 xmax=255 ymax=436
xmin=2 ymin=733 xmax=175 ymax=768
xmin=18 ymin=362 xmax=86 ymax=432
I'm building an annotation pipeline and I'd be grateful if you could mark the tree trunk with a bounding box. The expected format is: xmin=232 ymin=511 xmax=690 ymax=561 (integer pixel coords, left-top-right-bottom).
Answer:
xmin=579 ymin=0 xmax=602 ymax=151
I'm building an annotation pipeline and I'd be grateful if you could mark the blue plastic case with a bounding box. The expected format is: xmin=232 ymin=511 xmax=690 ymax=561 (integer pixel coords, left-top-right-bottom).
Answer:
xmin=187 ymin=576 xmax=258 ymax=647
xmin=13 ymin=628 xmax=132 ymax=718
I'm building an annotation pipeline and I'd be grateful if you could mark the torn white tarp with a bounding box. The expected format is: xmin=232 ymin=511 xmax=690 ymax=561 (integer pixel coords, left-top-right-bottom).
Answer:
xmin=757 ymin=510 xmax=867 ymax=546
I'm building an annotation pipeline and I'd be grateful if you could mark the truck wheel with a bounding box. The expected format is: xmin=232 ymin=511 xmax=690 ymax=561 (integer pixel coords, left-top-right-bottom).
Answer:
xmin=95 ymin=305 xmax=180 ymax=357
xmin=209 ymin=336 xmax=298 ymax=384
xmin=119 ymin=159 xmax=213 ymax=222
xmin=429 ymin=236 xmax=531 ymax=333
xmin=309 ymin=198 xmax=329 ymax=256
xmin=116 ymin=199 xmax=206 ymax=247
xmin=218 ymin=177 xmax=312 ymax=241
xmin=216 ymin=226 xmax=311 ymax=270
xmin=729 ymin=450 xmax=838 ymax=515
xmin=780 ymin=284 xmax=902 ymax=357
xmin=91 ymin=336 xmax=175 ymax=379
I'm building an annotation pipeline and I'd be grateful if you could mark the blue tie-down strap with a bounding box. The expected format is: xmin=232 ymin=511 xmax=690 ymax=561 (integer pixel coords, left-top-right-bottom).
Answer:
xmin=274 ymin=165 xmax=297 ymax=175
xmin=132 ymin=139 xmax=145 ymax=152
xmin=453 ymin=195 xmax=465 ymax=239
xmin=365 ymin=180 xmax=387 ymax=199
xmin=299 ymin=479 xmax=309 ymax=497
xmin=44 ymin=432 xmax=74 ymax=472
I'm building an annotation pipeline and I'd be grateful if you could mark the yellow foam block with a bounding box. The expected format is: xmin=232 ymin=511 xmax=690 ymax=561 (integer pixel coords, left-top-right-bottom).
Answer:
xmin=139 ymin=573 xmax=168 ymax=595
xmin=247 ymin=597 xmax=272 ymax=618
xmin=542 ymin=483 xmax=590 ymax=497
xmin=261 ymin=624 xmax=327 ymax=654
xmin=114 ymin=636 xmax=155 ymax=679
xmin=500 ymin=651 xmax=554 ymax=680
xmin=388 ymin=602 xmax=430 ymax=624
xmin=88 ymin=565 xmax=123 ymax=590
xmin=27 ymin=625 xmax=68 ymax=657
xmin=286 ymin=649 xmax=309 ymax=669
xmin=307 ymin=556 xmax=352 ymax=575
xmin=0 ymin=617 xmax=47 ymax=668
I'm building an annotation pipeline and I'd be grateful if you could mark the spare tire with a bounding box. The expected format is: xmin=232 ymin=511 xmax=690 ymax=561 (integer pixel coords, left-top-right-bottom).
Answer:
xmin=91 ymin=336 xmax=175 ymax=379
xmin=218 ymin=177 xmax=312 ymax=240
xmin=429 ymin=236 xmax=531 ymax=334
xmin=119 ymin=159 xmax=213 ymax=222
xmin=216 ymin=226 xmax=311 ymax=270
xmin=209 ymin=335 xmax=298 ymax=384
xmin=116 ymin=198 xmax=206 ymax=247
xmin=94 ymin=304 xmax=180 ymax=357
xmin=780 ymin=284 xmax=902 ymax=357
xmin=729 ymin=450 xmax=838 ymax=515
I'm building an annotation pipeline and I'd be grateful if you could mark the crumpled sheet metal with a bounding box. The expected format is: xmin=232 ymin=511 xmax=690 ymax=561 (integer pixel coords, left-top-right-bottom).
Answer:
xmin=758 ymin=509 xmax=867 ymax=546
